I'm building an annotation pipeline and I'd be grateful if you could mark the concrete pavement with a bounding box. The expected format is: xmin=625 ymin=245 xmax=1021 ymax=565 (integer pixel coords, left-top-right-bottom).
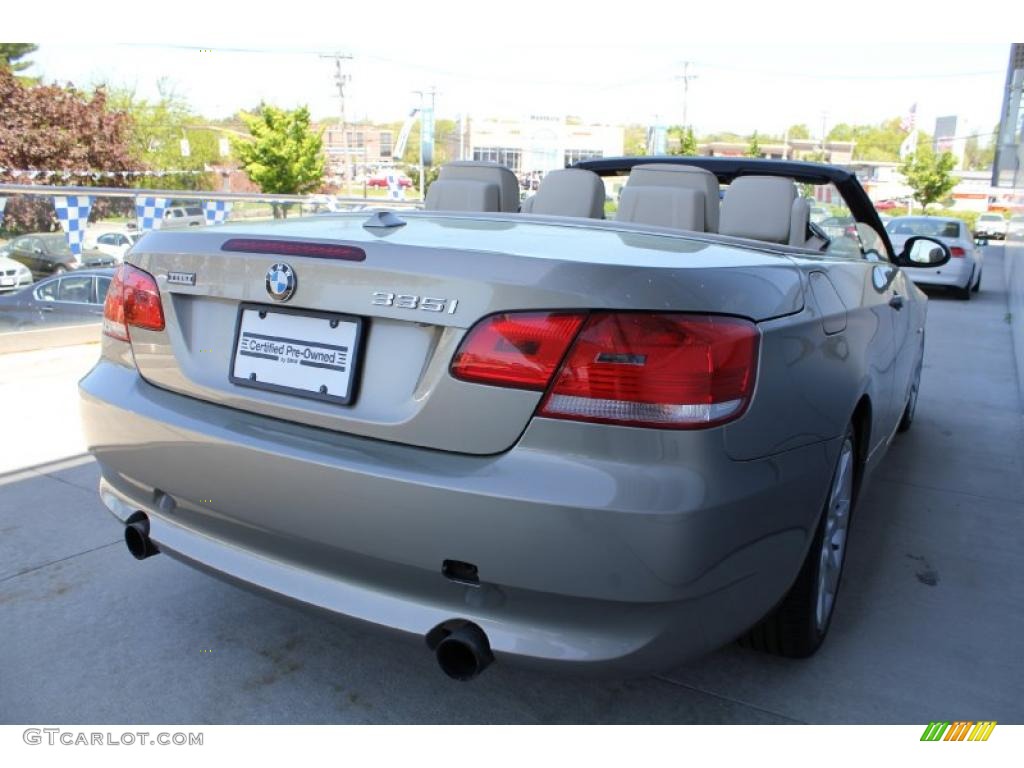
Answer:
xmin=1 ymin=246 xmax=1022 ymax=724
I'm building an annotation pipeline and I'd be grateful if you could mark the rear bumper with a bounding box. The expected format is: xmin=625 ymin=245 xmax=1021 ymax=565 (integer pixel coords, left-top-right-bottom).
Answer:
xmin=80 ymin=359 xmax=839 ymax=674
xmin=904 ymin=259 xmax=973 ymax=289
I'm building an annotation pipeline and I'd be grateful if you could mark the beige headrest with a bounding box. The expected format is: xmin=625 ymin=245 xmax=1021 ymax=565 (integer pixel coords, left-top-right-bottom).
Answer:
xmin=626 ymin=164 xmax=720 ymax=232
xmin=527 ymin=169 xmax=605 ymax=219
xmin=720 ymin=176 xmax=798 ymax=244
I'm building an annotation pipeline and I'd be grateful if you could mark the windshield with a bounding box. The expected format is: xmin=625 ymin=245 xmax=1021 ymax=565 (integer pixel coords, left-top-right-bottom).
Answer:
xmin=979 ymin=214 xmax=1002 ymax=222
xmin=886 ymin=219 xmax=960 ymax=238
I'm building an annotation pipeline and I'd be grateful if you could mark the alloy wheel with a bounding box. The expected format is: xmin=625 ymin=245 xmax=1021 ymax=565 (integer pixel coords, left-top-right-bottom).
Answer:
xmin=815 ymin=437 xmax=854 ymax=631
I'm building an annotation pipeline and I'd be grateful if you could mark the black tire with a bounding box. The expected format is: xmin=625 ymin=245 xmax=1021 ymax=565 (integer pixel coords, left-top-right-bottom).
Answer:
xmin=972 ymin=269 xmax=981 ymax=293
xmin=739 ymin=425 xmax=857 ymax=658
xmin=897 ymin=364 xmax=920 ymax=433
xmin=954 ymin=279 xmax=971 ymax=300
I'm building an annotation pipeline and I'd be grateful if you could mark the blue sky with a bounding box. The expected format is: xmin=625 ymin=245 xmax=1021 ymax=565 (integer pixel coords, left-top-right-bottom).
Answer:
xmin=10 ymin=5 xmax=1017 ymax=143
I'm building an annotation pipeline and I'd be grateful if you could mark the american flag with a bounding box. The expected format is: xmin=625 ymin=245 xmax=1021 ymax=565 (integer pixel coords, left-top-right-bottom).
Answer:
xmin=900 ymin=103 xmax=917 ymax=133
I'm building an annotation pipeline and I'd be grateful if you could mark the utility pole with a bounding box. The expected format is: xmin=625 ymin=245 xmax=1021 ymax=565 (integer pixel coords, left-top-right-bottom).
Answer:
xmin=412 ymin=86 xmax=437 ymax=201
xmin=321 ymin=52 xmax=353 ymax=192
xmin=675 ymin=61 xmax=698 ymax=130
xmin=820 ymin=110 xmax=829 ymax=161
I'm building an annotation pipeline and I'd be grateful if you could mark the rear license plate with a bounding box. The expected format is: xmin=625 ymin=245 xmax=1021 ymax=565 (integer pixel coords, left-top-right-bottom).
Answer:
xmin=230 ymin=304 xmax=363 ymax=405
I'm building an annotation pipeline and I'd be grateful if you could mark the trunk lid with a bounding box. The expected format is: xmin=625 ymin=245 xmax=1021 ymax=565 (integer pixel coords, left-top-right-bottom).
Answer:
xmin=125 ymin=213 xmax=803 ymax=454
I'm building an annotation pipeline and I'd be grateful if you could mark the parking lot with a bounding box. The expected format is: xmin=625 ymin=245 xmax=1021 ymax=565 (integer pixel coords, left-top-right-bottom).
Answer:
xmin=1 ymin=245 xmax=1022 ymax=725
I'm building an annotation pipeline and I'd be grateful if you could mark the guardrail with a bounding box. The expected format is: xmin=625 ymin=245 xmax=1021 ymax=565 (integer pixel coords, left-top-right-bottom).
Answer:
xmin=0 ymin=183 xmax=422 ymax=207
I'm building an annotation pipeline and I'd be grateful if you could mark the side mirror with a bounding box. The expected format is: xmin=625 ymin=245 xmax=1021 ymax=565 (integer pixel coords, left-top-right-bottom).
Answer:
xmin=896 ymin=236 xmax=951 ymax=268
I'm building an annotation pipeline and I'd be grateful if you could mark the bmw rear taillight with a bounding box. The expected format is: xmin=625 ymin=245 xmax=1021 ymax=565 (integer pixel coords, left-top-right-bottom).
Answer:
xmin=451 ymin=311 xmax=759 ymax=429
xmin=450 ymin=312 xmax=586 ymax=389
xmin=103 ymin=264 xmax=165 ymax=341
xmin=950 ymin=247 xmax=966 ymax=258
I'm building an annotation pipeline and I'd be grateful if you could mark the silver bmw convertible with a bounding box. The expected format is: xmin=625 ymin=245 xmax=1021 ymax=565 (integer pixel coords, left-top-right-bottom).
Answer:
xmin=79 ymin=157 xmax=952 ymax=680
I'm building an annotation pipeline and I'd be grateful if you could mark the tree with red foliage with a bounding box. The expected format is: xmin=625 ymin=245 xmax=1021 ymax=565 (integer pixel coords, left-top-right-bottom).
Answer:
xmin=0 ymin=68 xmax=141 ymax=233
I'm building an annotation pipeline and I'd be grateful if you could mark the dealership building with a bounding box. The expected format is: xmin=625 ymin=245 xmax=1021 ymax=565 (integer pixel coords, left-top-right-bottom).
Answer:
xmin=466 ymin=116 xmax=624 ymax=176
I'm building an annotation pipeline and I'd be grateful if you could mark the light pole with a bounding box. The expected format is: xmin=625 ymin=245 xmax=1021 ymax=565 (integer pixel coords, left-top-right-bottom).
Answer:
xmin=321 ymin=52 xmax=353 ymax=193
xmin=676 ymin=61 xmax=698 ymax=131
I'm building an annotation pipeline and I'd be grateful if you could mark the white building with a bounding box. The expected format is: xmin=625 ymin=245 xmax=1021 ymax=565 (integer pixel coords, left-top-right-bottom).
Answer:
xmin=467 ymin=116 xmax=624 ymax=177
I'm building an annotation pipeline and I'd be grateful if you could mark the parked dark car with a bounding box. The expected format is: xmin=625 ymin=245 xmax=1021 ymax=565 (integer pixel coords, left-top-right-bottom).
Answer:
xmin=4 ymin=233 xmax=116 ymax=279
xmin=0 ymin=268 xmax=114 ymax=331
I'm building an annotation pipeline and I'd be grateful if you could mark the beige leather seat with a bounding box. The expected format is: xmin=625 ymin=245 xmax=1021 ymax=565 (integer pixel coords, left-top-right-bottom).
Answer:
xmin=520 ymin=169 xmax=605 ymax=218
xmin=719 ymin=175 xmax=818 ymax=247
xmin=615 ymin=163 xmax=720 ymax=232
xmin=424 ymin=161 xmax=520 ymax=213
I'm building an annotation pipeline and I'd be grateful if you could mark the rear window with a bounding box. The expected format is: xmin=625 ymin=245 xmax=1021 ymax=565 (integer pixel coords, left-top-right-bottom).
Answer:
xmin=886 ymin=219 xmax=960 ymax=238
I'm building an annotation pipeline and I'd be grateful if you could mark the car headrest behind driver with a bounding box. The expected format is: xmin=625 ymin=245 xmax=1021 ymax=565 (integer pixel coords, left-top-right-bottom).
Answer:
xmin=424 ymin=161 xmax=520 ymax=213
xmin=522 ymin=169 xmax=605 ymax=218
xmin=623 ymin=163 xmax=721 ymax=232
xmin=720 ymin=175 xmax=799 ymax=244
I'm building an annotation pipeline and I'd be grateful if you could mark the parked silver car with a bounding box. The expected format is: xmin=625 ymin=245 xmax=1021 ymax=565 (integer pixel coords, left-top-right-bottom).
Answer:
xmin=161 ymin=205 xmax=205 ymax=229
xmin=79 ymin=158 xmax=951 ymax=679
xmin=0 ymin=254 xmax=33 ymax=294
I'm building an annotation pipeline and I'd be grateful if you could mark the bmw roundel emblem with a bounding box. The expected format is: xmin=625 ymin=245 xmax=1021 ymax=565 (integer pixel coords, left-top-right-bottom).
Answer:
xmin=266 ymin=263 xmax=297 ymax=302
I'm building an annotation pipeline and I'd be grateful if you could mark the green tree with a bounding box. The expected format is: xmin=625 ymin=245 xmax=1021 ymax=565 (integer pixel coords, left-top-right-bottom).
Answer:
xmin=109 ymin=83 xmax=220 ymax=190
xmin=824 ymin=117 xmax=932 ymax=162
xmin=0 ymin=43 xmax=38 ymax=82
xmin=746 ymin=131 xmax=762 ymax=158
xmin=786 ymin=123 xmax=811 ymax=140
xmin=0 ymin=68 xmax=139 ymax=233
xmin=900 ymin=146 xmax=957 ymax=209
xmin=964 ymin=126 xmax=999 ymax=171
xmin=668 ymin=125 xmax=698 ymax=156
xmin=232 ymin=104 xmax=324 ymax=216
xmin=624 ymin=124 xmax=648 ymax=156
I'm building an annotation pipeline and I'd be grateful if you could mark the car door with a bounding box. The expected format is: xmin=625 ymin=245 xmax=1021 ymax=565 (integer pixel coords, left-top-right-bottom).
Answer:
xmin=857 ymin=220 xmax=913 ymax=436
xmin=12 ymin=237 xmax=39 ymax=274
xmin=95 ymin=276 xmax=112 ymax=315
xmin=54 ymin=274 xmax=96 ymax=324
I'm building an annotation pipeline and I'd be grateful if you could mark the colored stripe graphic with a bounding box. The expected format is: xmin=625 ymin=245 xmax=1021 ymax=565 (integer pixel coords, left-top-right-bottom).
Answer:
xmin=968 ymin=722 xmax=997 ymax=741
xmin=944 ymin=721 xmax=972 ymax=741
xmin=921 ymin=722 xmax=950 ymax=741
xmin=920 ymin=720 xmax=996 ymax=741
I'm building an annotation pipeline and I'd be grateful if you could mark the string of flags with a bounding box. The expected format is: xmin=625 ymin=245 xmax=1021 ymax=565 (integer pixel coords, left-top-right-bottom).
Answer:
xmin=203 ymin=200 xmax=232 ymax=225
xmin=0 ymin=168 xmax=208 ymax=180
xmin=0 ymin=195 xmax=234 ymax=256
xmin=135 ymin=197 xmax=171 ymax=232
xmin=53 ymin=195 xmax=94 ymax=256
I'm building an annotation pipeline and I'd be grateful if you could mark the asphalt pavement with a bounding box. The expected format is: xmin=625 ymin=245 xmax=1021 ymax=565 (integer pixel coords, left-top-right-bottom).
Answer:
xmin=1 ymin=246 xmax=1022 ymax=724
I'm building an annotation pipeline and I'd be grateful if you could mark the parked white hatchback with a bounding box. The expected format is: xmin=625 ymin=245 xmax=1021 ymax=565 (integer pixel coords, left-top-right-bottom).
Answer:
xmin=885 ymin=216 xmax=982 ymax=299
xmin=88 ymin=230 xmax=142 ymax=262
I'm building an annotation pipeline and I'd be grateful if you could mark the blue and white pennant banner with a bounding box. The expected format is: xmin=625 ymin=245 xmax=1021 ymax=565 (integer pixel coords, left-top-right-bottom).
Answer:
xmin=135 ymin=196 xmax=170 ymax=232
xmin=53 ymin=195 xmax=94 ymax=256
xmin=202 ymin=200 xmax=232 ymax=225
